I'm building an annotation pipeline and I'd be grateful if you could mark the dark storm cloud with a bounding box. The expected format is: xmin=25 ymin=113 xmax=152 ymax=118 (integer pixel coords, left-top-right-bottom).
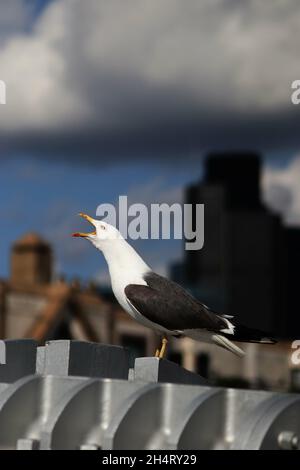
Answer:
xmin=0 ymin=108 xmax=299 ymax=164
xmin=0 ymin=0 xmax=300 ymax=163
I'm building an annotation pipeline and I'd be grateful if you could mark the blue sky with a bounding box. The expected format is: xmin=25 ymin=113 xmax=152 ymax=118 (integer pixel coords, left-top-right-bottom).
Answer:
xmin=0 ymin=155 xmax=199 ymax=282
xmin=0 ymin=151 xmax=298 ymax=284
xmin=0 ymin=1 xmax=299 ymax=283
xmin=25 ymin=0 xmax=52 ymax=15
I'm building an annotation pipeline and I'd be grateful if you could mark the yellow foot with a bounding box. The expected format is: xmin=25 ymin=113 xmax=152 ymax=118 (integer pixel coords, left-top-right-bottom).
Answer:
xmin=159 ymin=337 xmax=168 ymax=359
xmin=154 ymin=349 xmax=160 ymax=357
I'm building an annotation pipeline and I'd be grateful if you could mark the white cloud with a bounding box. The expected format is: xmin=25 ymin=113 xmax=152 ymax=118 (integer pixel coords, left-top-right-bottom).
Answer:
xmin=262 ymin=155 xmax=300 ymax=226
xmin=0 ymin=1 xmax=91 ymax=131
xmin=0 ymin=0 xmax=300 ymax=152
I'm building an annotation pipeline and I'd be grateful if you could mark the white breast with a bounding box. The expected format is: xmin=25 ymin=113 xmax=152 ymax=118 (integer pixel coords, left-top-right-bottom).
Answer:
xmin=101 ymin=236 xmax=168 ymax=333
xmin=109 ymin=267 xmax=168 ymax=333
xmin=110 ymin=268 xmax=147 ymax=313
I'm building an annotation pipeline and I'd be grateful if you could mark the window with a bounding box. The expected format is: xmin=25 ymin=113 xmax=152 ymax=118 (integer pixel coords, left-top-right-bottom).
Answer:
xmin=167 ymin=351 xmax=182 ymax=366
xmin=197 ymin=353 xmax=210 ymax=378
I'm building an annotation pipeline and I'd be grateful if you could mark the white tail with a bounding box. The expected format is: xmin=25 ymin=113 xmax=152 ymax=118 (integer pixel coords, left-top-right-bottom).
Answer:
xmin=212 ymin=334 xmax=245 ymax=357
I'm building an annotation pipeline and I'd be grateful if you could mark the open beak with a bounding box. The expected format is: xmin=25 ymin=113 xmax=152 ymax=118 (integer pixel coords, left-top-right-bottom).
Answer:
xmin=72 ymin=213 xmax=97 ymax=238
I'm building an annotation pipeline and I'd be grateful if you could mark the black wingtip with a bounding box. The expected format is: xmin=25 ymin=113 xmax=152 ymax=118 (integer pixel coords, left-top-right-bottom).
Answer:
xmin=226 ymin=324 xmax=278 ymax=344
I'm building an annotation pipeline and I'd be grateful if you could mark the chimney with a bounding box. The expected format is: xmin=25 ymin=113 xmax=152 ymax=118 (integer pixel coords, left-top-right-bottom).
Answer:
xmin=11 ymin=233 xmax=52 ymax=286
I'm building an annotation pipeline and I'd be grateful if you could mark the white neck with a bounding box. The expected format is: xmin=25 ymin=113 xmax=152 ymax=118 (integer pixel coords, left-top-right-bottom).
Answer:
xmin=99 ymin=237 xmax=150 ymax=282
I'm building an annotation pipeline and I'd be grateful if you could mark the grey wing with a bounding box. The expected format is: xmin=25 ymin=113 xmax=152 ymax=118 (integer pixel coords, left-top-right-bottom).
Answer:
xmin=125 ymin=275 xmax=227 ymax=332
xmin=145 ymin=271 xmax=224 ymax=317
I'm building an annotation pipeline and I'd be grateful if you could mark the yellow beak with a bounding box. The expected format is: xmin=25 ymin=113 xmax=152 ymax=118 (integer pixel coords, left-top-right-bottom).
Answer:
xmin=72 ymin=213 xmax=97 ymax=237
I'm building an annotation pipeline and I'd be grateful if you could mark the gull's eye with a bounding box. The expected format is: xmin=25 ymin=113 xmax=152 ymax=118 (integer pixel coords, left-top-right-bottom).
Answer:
xmin=100 ymin=225 xmax=106 ymax=230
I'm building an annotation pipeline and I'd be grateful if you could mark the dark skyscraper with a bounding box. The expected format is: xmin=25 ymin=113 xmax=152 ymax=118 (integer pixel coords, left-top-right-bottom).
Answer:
xmin=179 ymin=152 xmax=299 ymax=338
xmin=204 ymin=153 xmax=262 ymax=210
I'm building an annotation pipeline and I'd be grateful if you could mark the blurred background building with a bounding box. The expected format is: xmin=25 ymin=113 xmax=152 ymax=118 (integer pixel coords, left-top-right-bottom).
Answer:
xmin=171 ymin=152 xmax=300 ymax=339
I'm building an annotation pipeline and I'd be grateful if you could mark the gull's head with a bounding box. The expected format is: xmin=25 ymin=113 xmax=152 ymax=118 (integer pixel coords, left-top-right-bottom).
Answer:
xmin=72 ymin=213 xmax=122 ymax=250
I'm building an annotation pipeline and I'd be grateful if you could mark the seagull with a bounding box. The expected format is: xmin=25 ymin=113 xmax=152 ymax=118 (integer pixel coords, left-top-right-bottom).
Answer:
xmin=73 ymin=213 xmax=276 ymax=358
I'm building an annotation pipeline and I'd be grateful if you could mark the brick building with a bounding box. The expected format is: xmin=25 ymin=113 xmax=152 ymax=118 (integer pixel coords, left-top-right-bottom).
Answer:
xmin=0 ymin=233 xmax=157 ymax=358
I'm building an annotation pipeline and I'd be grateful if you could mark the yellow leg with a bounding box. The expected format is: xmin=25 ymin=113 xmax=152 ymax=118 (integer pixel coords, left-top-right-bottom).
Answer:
xmin=155 ymin=348 xmax=160 ymax=357
xmin=159 ymin=337 xmax=168 ymax=359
